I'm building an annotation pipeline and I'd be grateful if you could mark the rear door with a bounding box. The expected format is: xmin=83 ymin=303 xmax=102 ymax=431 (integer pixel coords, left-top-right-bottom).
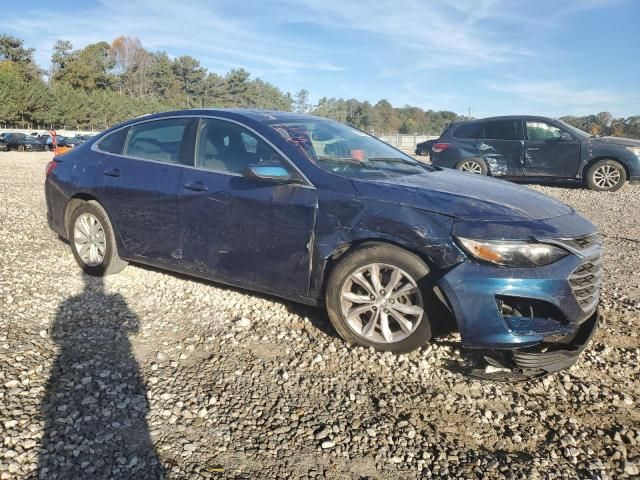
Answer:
xmin=477 ymin=119 xmax=525 ymax=176
xmin=180 ymin=117 xmax=317 ymax=296
xmin=524 ymin=119 xmax=581 ymax=178
xmin=94 ymin=117 xmax=197 ymax=265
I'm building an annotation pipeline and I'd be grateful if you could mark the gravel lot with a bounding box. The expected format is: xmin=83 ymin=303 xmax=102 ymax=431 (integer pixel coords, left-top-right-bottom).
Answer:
xmin=1 ymin=152 xmax=639 ymax=479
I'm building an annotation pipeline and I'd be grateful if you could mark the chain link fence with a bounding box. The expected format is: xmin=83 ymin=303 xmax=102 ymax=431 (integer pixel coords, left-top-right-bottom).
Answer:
xmin=377 ymin=134 xmax=439 ymax=151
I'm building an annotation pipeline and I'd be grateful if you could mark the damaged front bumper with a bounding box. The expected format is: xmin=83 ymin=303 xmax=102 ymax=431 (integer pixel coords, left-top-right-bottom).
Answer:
xmin=489 ymin=309 xmax=599 ymax=374
xmin=436 ymin=235 xmax=602 ymax=375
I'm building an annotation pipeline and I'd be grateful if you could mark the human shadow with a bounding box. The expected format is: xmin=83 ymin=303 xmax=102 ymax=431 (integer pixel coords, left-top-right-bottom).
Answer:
xmin=37 ymin=275 xmax=164 ymax=479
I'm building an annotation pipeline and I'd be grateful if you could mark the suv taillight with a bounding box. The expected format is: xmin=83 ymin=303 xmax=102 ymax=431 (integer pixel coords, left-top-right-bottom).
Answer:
xmin=432 ymin=143 xmax=450 ymax=153
xmin=45 ymin=160 xmax=58 ymax=177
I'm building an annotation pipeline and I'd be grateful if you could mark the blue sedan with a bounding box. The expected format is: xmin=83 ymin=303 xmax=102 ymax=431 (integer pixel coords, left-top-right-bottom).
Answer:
xmin=45 ymin=109 xmax=602 ymax=374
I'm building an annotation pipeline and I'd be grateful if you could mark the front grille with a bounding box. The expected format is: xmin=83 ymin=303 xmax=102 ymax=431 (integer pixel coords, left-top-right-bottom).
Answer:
xmin=569 ymin=257 xmax=602 ymax=312
xmin=559 ymin=234 xmax=601 ymax=251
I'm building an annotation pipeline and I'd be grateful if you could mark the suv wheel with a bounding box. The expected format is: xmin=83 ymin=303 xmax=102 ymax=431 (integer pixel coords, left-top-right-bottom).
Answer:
xmin=325 ymin=244 xmax=435 ymax=353
xmin=586 ymin=159 xmax=626 ymax=192
xmin=69 ymin=201 xmax=128 ymax=276
xmin=456 ymin=158 xmax=487 ymax=175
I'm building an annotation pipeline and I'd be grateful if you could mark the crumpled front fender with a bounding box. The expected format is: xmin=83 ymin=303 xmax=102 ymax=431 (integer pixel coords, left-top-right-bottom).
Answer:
xmin=308 ymin=191 xmax=463 ymax=300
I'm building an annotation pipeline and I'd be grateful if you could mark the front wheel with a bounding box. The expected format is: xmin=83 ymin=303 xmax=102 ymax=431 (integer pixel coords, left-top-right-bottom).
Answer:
xmin=456 ymin=158 xmax=488 ymax=175
xmin=586 ymin=159 xmax=626 ymax=192
xmin=325 ymin=244 xmax=435 ymax=353
xmin=68 ymin=201 xmax=128 ymax=276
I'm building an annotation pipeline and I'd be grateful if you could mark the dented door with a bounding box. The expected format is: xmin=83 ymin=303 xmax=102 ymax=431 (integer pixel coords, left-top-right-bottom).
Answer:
xmin=477 ymin=119 xmax=525 ymax=177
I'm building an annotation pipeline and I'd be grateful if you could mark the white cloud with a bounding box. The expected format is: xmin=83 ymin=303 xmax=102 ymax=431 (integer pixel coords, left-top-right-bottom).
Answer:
xmin=9 ymin=0 xmax=342 ymax=75
xmin=13 ymin=0 xmax=620 ymax=75
xmin=484 ymin=78 xmax=638 ymax=116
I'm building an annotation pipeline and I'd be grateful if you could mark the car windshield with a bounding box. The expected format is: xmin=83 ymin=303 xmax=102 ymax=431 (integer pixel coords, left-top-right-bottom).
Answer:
xmin=267 ymin=118 xmax=430 ymax=180
xmin=556 ymin=120 xmax=590 ymax=138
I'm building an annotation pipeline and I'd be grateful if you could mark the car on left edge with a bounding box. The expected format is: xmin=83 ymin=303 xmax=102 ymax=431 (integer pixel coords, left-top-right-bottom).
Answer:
xmin=4 ymin=132 xmax=47 ymax=152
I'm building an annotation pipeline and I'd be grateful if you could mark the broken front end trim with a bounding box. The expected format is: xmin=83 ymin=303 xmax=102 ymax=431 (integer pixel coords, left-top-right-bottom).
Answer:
xmin=485 ymin=309 xmax=599 ymax=376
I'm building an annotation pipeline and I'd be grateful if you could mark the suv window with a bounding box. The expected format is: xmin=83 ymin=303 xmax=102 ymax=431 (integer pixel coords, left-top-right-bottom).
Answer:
xmin=526 ymin=120 xmax=567 ymax=141
xmin=98 ymin=128 xmax=129 ymax=155
xmin=484 ymin=120 xmax=521 ymax=141
xmin=123 ymin=118 xmax=192 ymax=165
xmin=453 ymin=123 xmax=480 ymax=139
xmin=196 ymin=118 xmax=297 ymax=176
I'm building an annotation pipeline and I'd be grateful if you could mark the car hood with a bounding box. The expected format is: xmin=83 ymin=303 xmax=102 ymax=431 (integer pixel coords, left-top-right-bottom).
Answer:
xmin=591 ymin=136 xmax=640 ymax=147
xmin=353 ymin=168 xmax=573 ymax=221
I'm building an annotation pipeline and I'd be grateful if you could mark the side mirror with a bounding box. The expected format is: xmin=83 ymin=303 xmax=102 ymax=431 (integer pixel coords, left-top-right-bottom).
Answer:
xmin=559 ymin=132 xmax=572 ymax=141
xmin=244 ymin=165 xmax=291 ymax=183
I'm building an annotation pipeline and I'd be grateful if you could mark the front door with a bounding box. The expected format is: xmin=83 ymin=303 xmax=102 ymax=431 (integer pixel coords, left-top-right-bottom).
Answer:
xmin=477 ymin=119 xmax=525 ymax=176
xmin=180 ymin=117 xmax=317 ymax=297
xmin=524 ymin=119 xmax=581 ymax=178
xmin=95 ymin=117 xmax=197 ymax=264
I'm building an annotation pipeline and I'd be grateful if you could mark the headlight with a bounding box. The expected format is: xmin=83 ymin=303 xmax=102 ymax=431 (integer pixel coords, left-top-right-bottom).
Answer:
xmin=456 ymin=237 xmax=569 ymax=267
xmin=626 ymin=146 xmax=640 ymax=157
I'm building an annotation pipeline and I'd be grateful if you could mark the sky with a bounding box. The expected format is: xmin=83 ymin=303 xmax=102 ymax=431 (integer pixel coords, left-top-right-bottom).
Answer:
xmin=4 ymin=0 xmax=640 ymax=118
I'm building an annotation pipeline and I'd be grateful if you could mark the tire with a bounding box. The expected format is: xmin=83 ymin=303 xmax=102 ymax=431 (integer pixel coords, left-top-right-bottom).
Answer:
xmin=456 ymin=158 xmax=488 ymax=175
xmin=325 ymin=243 xmax=436 ymax=353
xmin=68 ymin=201 xmax=128 ymax=276
xmin=586 ymin=159 xmax=626 ymax=192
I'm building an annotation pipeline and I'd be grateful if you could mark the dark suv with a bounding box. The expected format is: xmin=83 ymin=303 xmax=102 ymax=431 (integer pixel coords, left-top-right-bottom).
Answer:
xmin=430 ymin=115 xmax=640 ymax=191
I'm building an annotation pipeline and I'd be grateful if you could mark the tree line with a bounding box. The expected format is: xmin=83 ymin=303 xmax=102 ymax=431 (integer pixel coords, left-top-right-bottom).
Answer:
xmin=559 ymin=112 xmax=640 ymax=139
xmin=0 ymin=34 xmax=638 ymax=138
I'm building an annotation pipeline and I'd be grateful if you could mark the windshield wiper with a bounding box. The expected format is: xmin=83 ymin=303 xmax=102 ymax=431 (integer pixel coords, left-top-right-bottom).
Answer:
xmin=366 ymin=157 xmax=434 ymax=171
xmin=366 ymin=157 xmax=413 ymax=163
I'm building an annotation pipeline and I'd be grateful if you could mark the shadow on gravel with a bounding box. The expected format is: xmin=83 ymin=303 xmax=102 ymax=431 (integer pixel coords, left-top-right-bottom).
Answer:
xmin=512 ymin=179 xmax=584 ymax=190
xmin=37 ymin=275 xmax=164 ymax=479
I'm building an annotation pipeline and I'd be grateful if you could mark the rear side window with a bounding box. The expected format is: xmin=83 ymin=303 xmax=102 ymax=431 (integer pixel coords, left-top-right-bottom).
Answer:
xmin=97 ymin=128 xmax=128 ymax=154
xmin=484 ymin=120 xmax=522 ymax=141
xmin=453 ymin=123 xmax=480 ymax=139
xmin=123 ymin=118 xmax=193 ymax=165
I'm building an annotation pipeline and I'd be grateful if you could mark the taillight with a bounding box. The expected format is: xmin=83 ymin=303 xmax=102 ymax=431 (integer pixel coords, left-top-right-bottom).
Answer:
xmin=45 ymin=160 xmax=58 ymax=177
xmin=432 ymin=143 xmax=450 ymax=153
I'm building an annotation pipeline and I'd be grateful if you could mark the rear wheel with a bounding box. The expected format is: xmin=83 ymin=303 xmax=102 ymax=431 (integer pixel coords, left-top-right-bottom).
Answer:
xmin=68 ymin=201 xmax=128 ymax=276
xmin=586 ymin=159 xmax=626 ymax=192
xmin=325 ymin=244 xmax=435 ymax=353
xmin=456 ymin=158 xmax=487 ymax=175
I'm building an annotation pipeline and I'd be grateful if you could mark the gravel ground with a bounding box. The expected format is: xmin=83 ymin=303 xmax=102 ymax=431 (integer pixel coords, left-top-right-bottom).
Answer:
xmin=1 ymin=152 xmax=639 ymax=479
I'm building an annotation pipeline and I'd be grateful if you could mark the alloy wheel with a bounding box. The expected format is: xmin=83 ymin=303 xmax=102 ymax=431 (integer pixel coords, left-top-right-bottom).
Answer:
xmin=339 ymin=263 xmax=424 ymax=344
xmin=460 ymin=160 xmax=483 ymax=174
xmin=593 ymin=165 xmax=621 ymax=189
xmin=74 ymin=213 xmax=107 ymax=266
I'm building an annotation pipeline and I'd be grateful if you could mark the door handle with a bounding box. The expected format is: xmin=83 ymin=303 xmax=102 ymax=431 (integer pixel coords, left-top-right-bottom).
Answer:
xmin=526 ymin=147 xmax=540 ymax=151
xmin=104 ymin=167 xmax=122 ymax=177
xmin=184 ymin=181 xmax=208 ymax=192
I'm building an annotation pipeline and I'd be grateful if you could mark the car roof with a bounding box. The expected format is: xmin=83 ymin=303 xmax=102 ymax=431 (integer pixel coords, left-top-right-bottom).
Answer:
xmin=457 ymin=115 xmax=556 ymax=124
xmin=139 ymin=108 xmax=332 ymax=125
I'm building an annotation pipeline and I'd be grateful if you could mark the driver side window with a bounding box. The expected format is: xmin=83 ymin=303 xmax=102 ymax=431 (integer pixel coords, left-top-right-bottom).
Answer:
xmin=526 ymin=121 xmax=566 ymax=141
xmin=196 ymin=118 xmax=295 ymax=176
